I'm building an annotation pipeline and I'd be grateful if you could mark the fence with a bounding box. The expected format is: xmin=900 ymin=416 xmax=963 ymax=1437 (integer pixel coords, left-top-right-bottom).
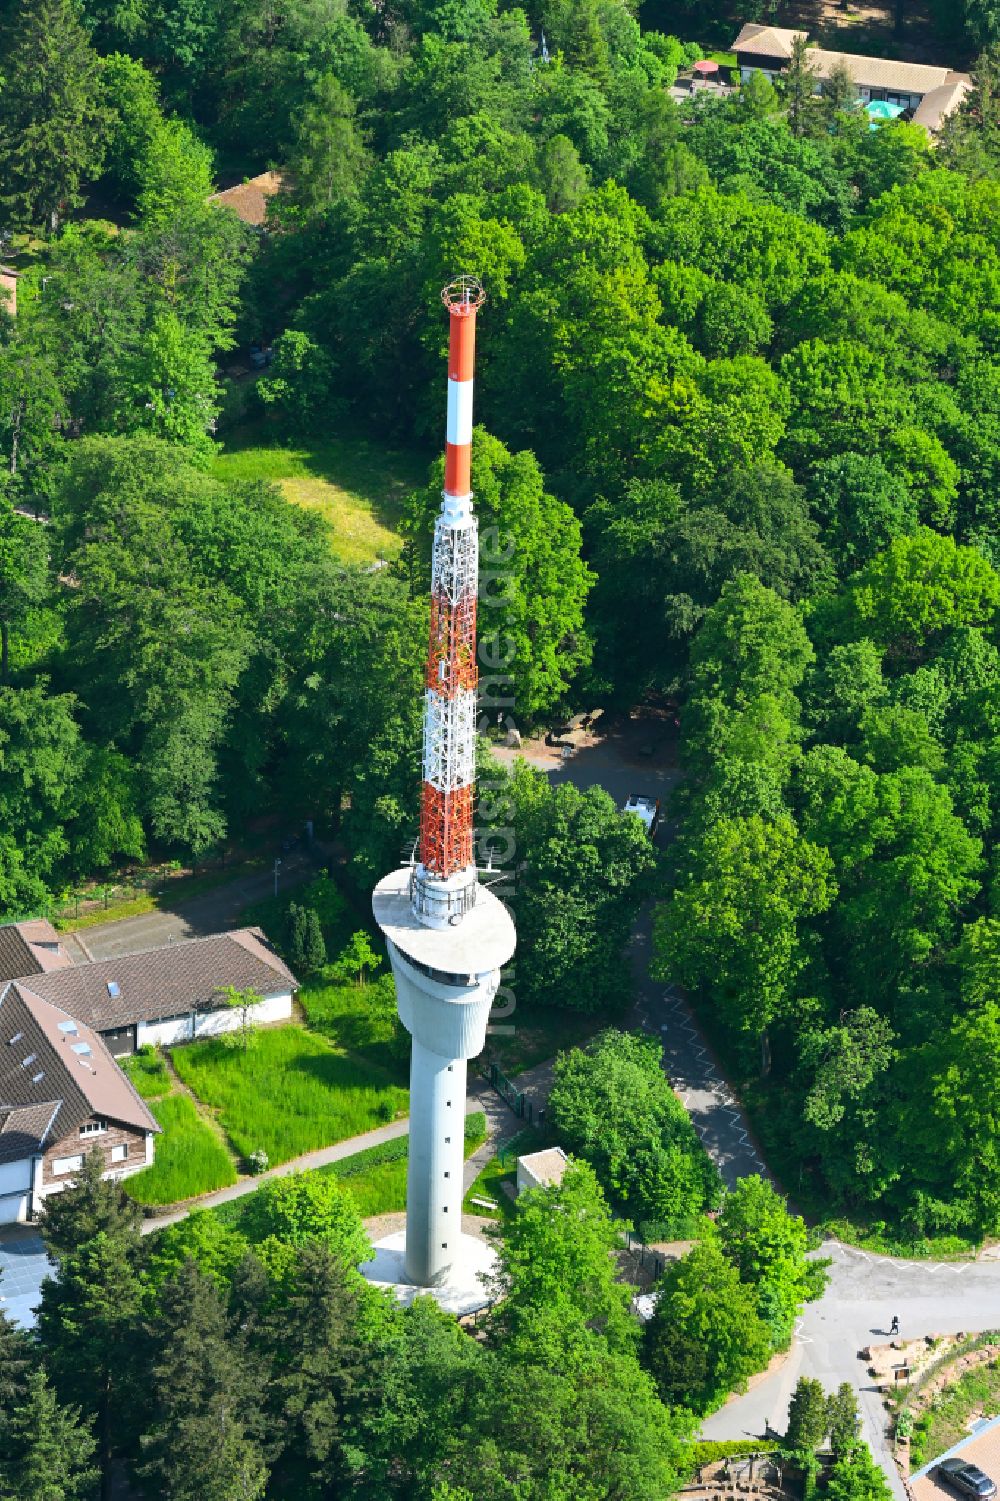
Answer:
xmin=486 ymin=1062 xmax=543 ymax=1124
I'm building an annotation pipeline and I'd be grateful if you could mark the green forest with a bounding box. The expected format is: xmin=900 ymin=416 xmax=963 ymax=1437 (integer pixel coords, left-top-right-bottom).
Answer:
xmin=1 ymin=0 xmax=1000 ymax=1436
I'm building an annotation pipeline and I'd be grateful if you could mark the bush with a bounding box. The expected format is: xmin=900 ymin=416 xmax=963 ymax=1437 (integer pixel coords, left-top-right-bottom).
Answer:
xmin=147 ymin=1210 xmax=250 ymax=1289
xmin=240 ymin=1170 xmax=370 ymax=1267
xmin=643 ymin=1239 xmax=772 ymax=1414
xmin=246 ymin=1149 xmax=269 ymax=1175
xmin=689 ymin=1440 xmax=779 ymax=1468
xmin=549 ymin=1029 xmax=721 ymax=1226
xmin=285 ymin=902 xmax=327 ymax=975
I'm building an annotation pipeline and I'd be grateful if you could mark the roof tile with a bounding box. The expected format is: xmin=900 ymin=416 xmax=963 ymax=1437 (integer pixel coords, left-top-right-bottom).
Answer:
xmin=23 ymin=927 xmax=297 ymax=1032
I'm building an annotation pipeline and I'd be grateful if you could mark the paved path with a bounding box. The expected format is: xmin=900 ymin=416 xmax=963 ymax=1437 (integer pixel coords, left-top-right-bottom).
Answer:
xmin=71 ymin=851 xmax=316 ymax=961
xmin=508 ymin=723 xmax=770 ymax=1187
xmin=630 ymin=920 xmax=769 ymax=1191
xmin=702 ymin=1240 xmax=1000 ymax=1498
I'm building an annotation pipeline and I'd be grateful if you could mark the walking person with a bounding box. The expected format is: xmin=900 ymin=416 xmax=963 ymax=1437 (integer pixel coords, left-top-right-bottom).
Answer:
xmin=889 ymin=1314 xmax=900 ymax=1336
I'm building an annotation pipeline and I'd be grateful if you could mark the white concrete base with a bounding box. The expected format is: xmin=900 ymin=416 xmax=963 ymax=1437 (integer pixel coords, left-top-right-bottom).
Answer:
xmin=360 ymin=1230 xmax=498 ymax=1317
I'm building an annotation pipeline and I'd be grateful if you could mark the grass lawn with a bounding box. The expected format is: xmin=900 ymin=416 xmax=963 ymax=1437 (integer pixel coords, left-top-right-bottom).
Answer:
xmin=209 ymin=426 xmax=428 ymax=566
xmin=125 ymin=1094 xmax=238 ymax=1206
xmin=211 ymin=1112 xmax=488 ymax=1230
xmin=171 ymin=1024 xmax=408 ymax=1165
xmin=909 ymin=1359 xmax=1000 ymax=1468
xmin=463 ymin=1127 xmax=536 ymax=1221
xmin=300 ymin=973 xmax=406 ymax=1081
xmin=320 ymin=1111 xmax=487 ymax=1217
xmin=120 ymin=1047 xmax=171 ymax=1101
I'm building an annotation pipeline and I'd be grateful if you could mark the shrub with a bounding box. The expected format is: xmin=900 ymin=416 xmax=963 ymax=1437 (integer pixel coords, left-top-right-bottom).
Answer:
xmin=147 ymin=1210 xmax=250 ymax=1289
xmin=286 ymin=902 xmax=327 ymax=975
xmin=240 ymin=1170 xmax=370 ymax=1267
xmin=549 ymin=1029 xmax=721 ymax=1226
xmin=689 ymin=1440 xmax=779 ymax=1468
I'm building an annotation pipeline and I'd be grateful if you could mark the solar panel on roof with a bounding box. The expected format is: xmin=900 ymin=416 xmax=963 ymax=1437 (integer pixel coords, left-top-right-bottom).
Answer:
xmin=58 ymin=1019 xmax=78 ymax=1033
xmin=71 ymin=1042 xmax=92 ymax=1056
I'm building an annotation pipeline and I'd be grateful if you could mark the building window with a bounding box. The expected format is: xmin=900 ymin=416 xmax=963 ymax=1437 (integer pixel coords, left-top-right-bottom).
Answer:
xmin=111 ymin=1144 xmax=128 ymax=1163
xmin=52 ymin=1154 xmax=84 ymax=1176
xmin=79 ymin=1120 xmax=107 ymax=1137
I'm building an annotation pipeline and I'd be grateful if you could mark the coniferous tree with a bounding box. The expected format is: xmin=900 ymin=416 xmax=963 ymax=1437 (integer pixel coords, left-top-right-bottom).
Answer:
xmin=1 ymin=1367 xmax=98 ymax=1501
xmin=265 ymin=1242 xmax=368 ymax=1497
xmin=0 ymin=1310 xmax=34 ymax=1472
xmin=828 ymin=1382 xmax=862 ymax=1458
xmin=286 ymin=901 xmax=308 ymax=972
xmin=139 ymin=1259 xmax=269 ymax=1501
xmin=37 ymin=1231 xmax=146 ymax=1501
xmin=0 ymin=0 xmax=111 ymax=231
xmin=783 ymin=36 xmax=819 ymax=138
xmin=301 ymin=907 xmax=327 ymax=974
xmin=286 ymin=902 xmax=326 ymax=974
xmin=38 ymin=1146 xmax=141 ymax=1262
xmin=785 ymin=1376 xmax=830 ymax=1454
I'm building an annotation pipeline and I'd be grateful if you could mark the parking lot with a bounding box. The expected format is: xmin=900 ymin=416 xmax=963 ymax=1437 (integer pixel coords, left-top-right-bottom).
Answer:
xmin=0 ymin=1225 xmax=52 ymax=1326
xmin=911 ymin=1417 xmax=1000 ymax=1501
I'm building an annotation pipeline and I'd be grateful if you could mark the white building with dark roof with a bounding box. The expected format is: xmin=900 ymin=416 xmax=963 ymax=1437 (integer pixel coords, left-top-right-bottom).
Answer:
xmin=0 ymin=918 xmax=300 ymax=1222
xmin=731 ymin=22 xmax=971 ymax=130
xmin=1 ymin=922 xmax=298 ymax=1056
xmin=0 ymin=981 xmax=160 ymax=1224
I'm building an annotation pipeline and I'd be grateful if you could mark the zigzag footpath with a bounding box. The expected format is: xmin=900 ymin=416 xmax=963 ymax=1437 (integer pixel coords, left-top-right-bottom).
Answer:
xmin=629 ymin=915 xmax=997 ymax=1499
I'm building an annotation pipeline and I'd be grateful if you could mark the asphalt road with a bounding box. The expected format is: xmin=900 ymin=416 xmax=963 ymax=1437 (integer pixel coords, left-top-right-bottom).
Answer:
xmin=76 ymin=850 xmax=315 ymax=961
xmin=702 ymin=1242 xmax=1000 ymax=1496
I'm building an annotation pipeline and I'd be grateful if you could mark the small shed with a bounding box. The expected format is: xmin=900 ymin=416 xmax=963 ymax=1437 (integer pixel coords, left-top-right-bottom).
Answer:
xmin=516 ymin=1145 xmax=569 ymax=1195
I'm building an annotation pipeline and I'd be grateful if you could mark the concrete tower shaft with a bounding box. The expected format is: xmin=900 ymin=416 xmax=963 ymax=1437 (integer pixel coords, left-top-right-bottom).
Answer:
xmin=373 ymin=867 xmax=513 ymax=1286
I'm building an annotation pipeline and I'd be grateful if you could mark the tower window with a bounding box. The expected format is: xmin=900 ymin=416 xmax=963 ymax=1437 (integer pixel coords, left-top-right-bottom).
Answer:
xmin=444 ymin=1136 xmax=451 ymax=1144
xmin=444 ymin=1171 xmax=450 ymax=1178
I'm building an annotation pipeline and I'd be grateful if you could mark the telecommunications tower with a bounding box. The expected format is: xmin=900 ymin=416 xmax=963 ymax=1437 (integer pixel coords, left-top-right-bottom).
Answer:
xmin=372 ymin=277 xmax=516 ymax=1290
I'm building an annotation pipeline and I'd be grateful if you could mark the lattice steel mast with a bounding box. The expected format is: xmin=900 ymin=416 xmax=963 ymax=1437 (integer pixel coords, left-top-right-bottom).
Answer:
xmin=412 ymin=275 xmax=484 ymax=929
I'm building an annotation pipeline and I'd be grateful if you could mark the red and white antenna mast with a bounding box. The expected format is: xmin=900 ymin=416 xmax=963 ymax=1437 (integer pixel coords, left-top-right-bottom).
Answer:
xmin=412 ymin=275 xmax=485 ymax=929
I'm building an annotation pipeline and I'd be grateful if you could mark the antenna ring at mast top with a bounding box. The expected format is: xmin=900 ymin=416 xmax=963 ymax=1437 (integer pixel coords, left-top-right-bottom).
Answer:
xmin=441 ymin=275 xmax=485 ymax=311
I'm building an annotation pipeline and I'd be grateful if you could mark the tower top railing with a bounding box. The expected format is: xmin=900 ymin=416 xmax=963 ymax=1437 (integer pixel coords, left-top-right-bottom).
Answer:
xmin=441 ymin=274 xmax=485 ymax=313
